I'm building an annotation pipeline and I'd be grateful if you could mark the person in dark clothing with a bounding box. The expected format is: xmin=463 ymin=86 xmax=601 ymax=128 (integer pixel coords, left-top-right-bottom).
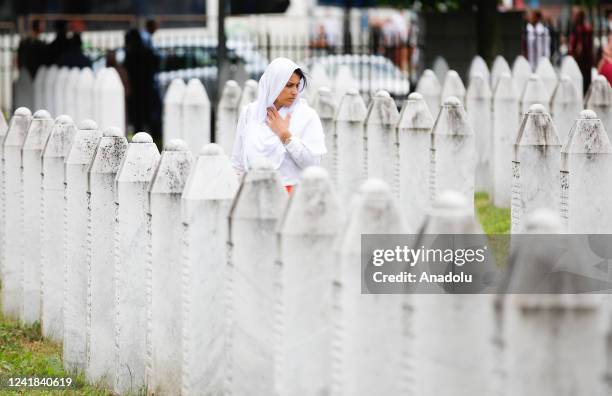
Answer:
xmin=569 ymin=8 xmax=594 ymax=95
xmin=16 ymin=19 xmax=47 ymax=78
xmin=124 ymin=28 xmax=161 ymax=139
xmin=57 ymin=34 xmax=92 ymax=68
xmin=47 ymin=20 xmax=70 ymax=65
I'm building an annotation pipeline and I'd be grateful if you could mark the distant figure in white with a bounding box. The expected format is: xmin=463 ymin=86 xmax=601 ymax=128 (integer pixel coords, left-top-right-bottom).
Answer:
xmin=231 ymin=57 xmax=327 ymax=193
xmin=525 ymin=9 xmax=551 ymax=71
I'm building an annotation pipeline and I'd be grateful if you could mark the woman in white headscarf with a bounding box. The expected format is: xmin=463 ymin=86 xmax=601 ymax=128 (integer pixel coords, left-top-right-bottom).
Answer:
xmin=230 ymin=57 xmax=327 ymax=193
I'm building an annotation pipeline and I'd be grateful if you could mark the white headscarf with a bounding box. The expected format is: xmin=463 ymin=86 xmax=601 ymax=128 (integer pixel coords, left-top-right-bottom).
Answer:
xmin=240 ymin=57 xmax=326 ymax=170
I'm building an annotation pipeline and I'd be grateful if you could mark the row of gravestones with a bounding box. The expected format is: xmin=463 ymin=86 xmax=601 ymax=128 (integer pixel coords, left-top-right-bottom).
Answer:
xmin=0 ymin=105 xmax=611 ymax=395
xmin=14 ymin=65 xmax=125 ymax=134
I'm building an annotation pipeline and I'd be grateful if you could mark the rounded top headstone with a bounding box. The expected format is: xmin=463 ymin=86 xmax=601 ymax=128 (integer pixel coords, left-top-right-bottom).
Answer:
xmin=199 ymin=143 xmax=224 ymax=156
xmin=529 ymin=103 xmax=546 ymax=114
xmin=523 ymin=208 xmax=562 ymax=233
xmin=132 ymin=132 xmax=153 ymax=143
xmin=443 ymin=96 xmax=461 ymax=106
xmin=33 ymin=109 xmax=51 ymax=119
xmin=433 ymin=190 xmax=469 ymax=210
xmin=14 ymin=107 xmax=31 ymax=117
xmin=165 ymin=138 xmax=188 ymax=151
xmin=359 ymin=178 xmax=391 ymax=195
xmin=408 ymin=92 xmax=423 ymax=100
xmin=375 ymin=90 xmax=391 ymax=98
xmin=225 ymin=80 xmax=239 ymax=88
xmin=55 ymin=114 xmax=73 ymax=124
xmin=447 ymin=70 xmax=459 ymax=78
xmin=579 ymin=109 xmax=597 ymax=119
xmin=102 ymin=127 xmax=122 ymax=137
xmin=78 ymin=119 xmax=97 ymax=130
xmin=347 ymin=88 xmax=360 ymax=96
xmin=301 ymin=166 xmax=329 ymax=180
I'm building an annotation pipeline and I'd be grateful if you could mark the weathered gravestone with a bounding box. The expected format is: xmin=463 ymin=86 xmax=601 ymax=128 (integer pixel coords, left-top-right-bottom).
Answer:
xmin=41 ymin=116 xmax=76 ymax=341
xmin=511 ymin=104 xmax=561 ymax=233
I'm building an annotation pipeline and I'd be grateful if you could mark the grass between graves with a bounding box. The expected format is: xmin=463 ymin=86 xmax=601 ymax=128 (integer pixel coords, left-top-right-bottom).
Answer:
xmin=0 ymin=289 xmax=111 ymax=396
xmin=0 ymin=192 xmax=508 ymax=396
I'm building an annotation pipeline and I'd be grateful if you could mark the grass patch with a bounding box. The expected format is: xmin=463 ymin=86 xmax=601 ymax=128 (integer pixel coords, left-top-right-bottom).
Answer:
xmin=475 ymin=192 xmax=511 ymax=235
xmin=0 ymin=301 xmax=111 ymax=395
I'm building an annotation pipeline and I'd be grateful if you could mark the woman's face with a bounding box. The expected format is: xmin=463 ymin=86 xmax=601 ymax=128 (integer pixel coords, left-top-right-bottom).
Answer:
xmin=274 ymin=72 xmax=301 ymax=108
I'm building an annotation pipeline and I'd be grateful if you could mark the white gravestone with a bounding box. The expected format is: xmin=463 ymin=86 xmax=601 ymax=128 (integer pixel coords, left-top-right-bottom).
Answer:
xmin=366 ymin=90 xmax=400 ymax=196
xmin=430 ymin=96 xmax=476 ymax=210
xmin=216 ymin=80 xmax=242 ymax=155
xmin=276 ymin=166 xmax=342 ymax=395
xmin=227 ymin=161 xmax=287 ymax=396
xmin=20 ymin=110 xmax=54 ymax=325
xmin=333 ymin=65 xmax=359 ymax=103
xmin=335 ymin=89 xmax=368 ymax=202
xmin=162 ymin=78 xmax=186 ymax=144
xmin=114 ymin=132 xmax=160 ymax=394
xmin=181 ymin=144 xmax=239 ymax=396
xmin=306 ymin=63 xmax=331 ymax=101
xmin=584 ymin=75 xmax=612 ymax=141
xmin=511 ymin=104 xmax=561 ymax=233
xmin=468 ymin=55 xmax=490 ymax=86
xmin=550 ymin=75 xmax=582 ymax=145
xmin=33 ymin=66 xmax=48 ymax=111
xmin=311 ymin=87 xmax=337 ymax=184
xmin=503 ymin=210 xmax=606 ymax=396
xmin=334 ymin=179 xmax=407 ymax=396
xmin=492 ymin=73 xmax=519 ymax=208
xmin=44 ymin=65 xmax=59 ymax=116
xmin=77 ymin=68 xmax=95 ymax=122
xmin=97 ymin=68 xmax=126 ymax=134
xmin=86 ymin=127 xmax=128 ymax=387
xmin=560 ymin=55 xmax=584 ymax=101
xmin=416 ymin=69 xmax=442 ymax=118
xmin=53 ymin=67 xmax=70 ymax=116
xmin=440 ymin=70 xmax=466 ymax=105
xmin=1 ymin=107 xmax=32 ymax=320
xmin=561 ymin=110 xmax=612 ymax=233
xmin=535 ymin=57 xmax=557 ymax=101
xmin=520 ymin=74 xmax=548 ymax=117
xmin=147 ymin=140 xmax=193 ymax=395
xmin=182 ymin=79 xmax=211 ymax=153
xmin=432 ymin=56 xmax=450 ymax=84
xmin=397 ymin=92 xmax=434 ymax=231
xmin=512 ymin=55 xmax=532 ymax=99
xmin=14 ymin=68 xmax=34 ymax=111
xmin=413 ymin=191 xmax=496 ymax=396
xmin=64 ymin=68 xmax=80 ymax=121
xmin=239 ymin=79 xmax=258 ymax=115
xmin=0 ymin=112 xmax=7 ymax=276
xmin=40 ymin=116 xmax=77 ymax=341
xmin=466 ymin=74 xmax=493 ymax=194
xmin=63 ymin=118 xmax=102 ymax=372
xmin=490 ymin=55 xmax=512 ymax=92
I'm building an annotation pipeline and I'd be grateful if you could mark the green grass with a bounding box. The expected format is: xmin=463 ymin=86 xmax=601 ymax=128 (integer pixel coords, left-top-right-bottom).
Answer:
xmin=0 ymin=301 xmax=111 ymax=395
xmin=475 ymin=192 xmax=511 ymax=235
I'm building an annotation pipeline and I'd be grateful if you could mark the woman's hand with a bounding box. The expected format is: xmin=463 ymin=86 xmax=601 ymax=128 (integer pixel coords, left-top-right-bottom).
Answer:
xmin=266 ymin=106 xmax=292 ymax=144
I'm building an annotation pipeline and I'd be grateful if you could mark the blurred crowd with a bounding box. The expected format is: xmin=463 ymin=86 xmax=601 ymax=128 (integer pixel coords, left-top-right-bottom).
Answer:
xmin=523 ymin=6 xmax=612 ymax=95
xmin=16 ymin=19 xmax=162 ymax=141
xmin=17 ymin=19 xmax=91 ymax=79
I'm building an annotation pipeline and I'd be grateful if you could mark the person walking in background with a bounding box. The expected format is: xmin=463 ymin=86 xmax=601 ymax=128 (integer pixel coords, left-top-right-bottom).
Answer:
xmin=598 ymin=33 xmax=612 ymax=86
xmin=231 ymin=57 xmax=327 ymax=194
xmin=47 ymin=20 xmax=70 ymax=65
xmin=140 ymin=19 xmax=162 ymax=141
xmin=569 ymin=7 xmax=594 ymax=95
xmin=524 ymin=9 xmax=550 ymax=71
xmin=16 ymin=19 xmax=47 ymax=78
xmin=57 ymin=33 xmax=92 ymax=68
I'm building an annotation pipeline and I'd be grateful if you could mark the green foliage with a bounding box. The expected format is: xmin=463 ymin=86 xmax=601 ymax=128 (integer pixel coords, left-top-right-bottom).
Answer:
xmin=0 ymin=308 xmax=110 ymax=395
xmin=475 ymin=191 xmax=510 ymax=235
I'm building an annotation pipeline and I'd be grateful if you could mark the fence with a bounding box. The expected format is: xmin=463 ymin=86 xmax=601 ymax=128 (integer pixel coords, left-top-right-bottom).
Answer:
xmin=1 ymin=52 xmax=612 ymax=394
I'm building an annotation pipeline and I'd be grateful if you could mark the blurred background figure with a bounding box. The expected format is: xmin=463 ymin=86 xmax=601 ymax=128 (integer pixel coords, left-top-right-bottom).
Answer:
xmin=598 ymin=34 xmax=612 ymax=86
xmin=47 ymin=20 xmax=70 ymax=65
xmin=57 ymin=33 xmax=92 ymax=68
xmin=569 ymin=7 xmax=593 ymax=95
xmin=16 ymin=18 xmax=46 ymax=78
xmin=524 ymin=8 xmax=550 ymax=71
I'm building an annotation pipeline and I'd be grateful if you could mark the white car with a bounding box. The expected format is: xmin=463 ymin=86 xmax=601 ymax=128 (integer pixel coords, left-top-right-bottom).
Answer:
xmin=300 ymin=54 xmax=411 ymax=101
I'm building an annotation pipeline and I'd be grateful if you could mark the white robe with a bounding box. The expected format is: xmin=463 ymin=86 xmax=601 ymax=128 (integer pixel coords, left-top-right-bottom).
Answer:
xmin=230 ymin=57 xmax=327 ymax=186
